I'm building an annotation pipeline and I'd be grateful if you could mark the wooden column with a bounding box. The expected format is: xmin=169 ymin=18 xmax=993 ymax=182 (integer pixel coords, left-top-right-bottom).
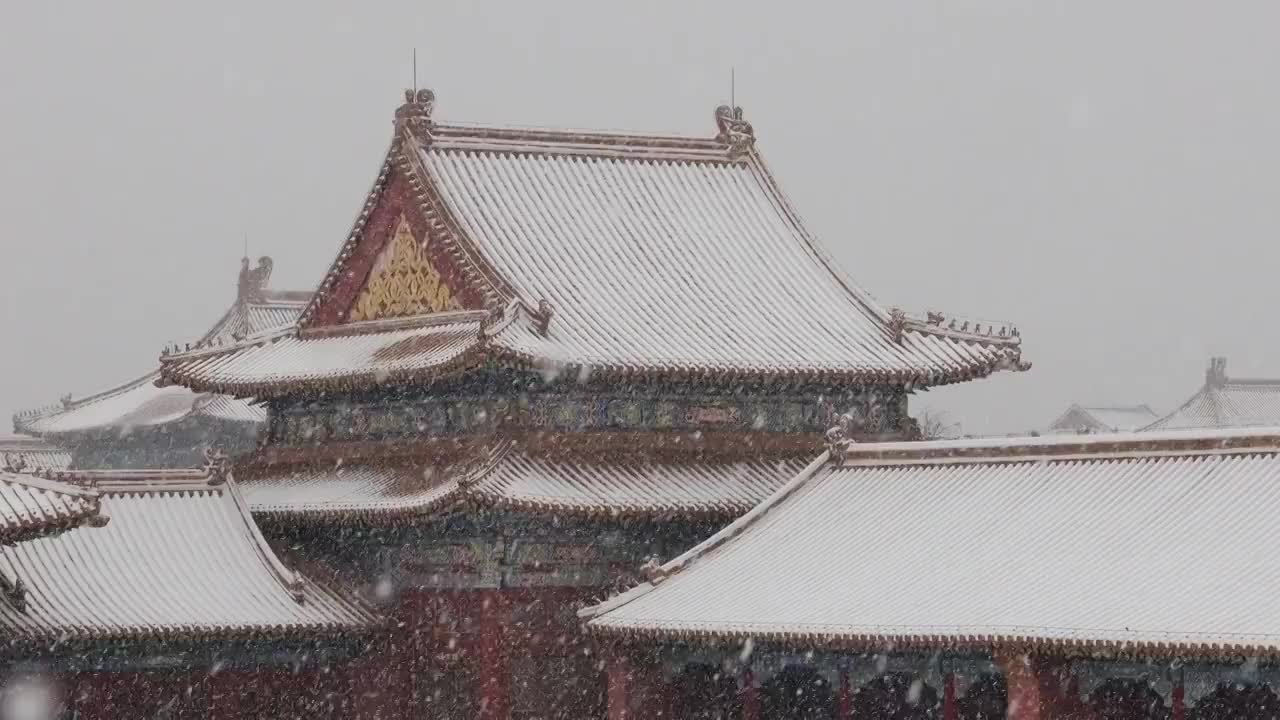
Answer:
xmin=740 ymin=667 xmax=760 ymax=720
xmin=837 ymin=666 xmax=852 ymax=719
xmin=943 ymin=671 xmax=958 ymax=720
xmin=606 ymin=648 xmax=666 ymax=720
xmin=1171 ymin=669 xmax=1186 ymax=720
xmin=477 ymin=590 xmax=511 ymax=719
xmin=997 ymin=650 xmax=1042 ymax=720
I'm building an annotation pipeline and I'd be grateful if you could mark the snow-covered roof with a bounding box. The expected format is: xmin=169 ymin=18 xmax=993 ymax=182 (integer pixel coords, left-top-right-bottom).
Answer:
xmin=15 ymin=260 xmax=305 ymax=435
xmin=585 ymin=427 xmax=1280 ymax=657
xmin=1144 ymin=358 xmax=1280 ymax=431
xmin=160 ymin=312 xmax=485 ymax=397
xmin=0 ymin=434 xmax=71 ymax=472
xmin=0 ymin=470 xmax=100 ymax=544
xmin=159 ymin=91 xmax=1028 ymax=396
xmin=240 ymin=441 xmax=808 ymax=522
xmin=1047 ymin=404 xmax=1158 ymax=434
xmin=0 ymin=468 xmax=373 ymax=641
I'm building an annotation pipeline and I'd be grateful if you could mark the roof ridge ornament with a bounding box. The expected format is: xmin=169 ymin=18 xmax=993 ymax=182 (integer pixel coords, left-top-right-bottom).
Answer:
xmin=825 ymin=413 xmax=853 ymax=465
xmin=202 ymin=447 xmax=230 ymax=486
xmin=237 ymin=256 xmax=273 ymax=305
xmin=396 ymin=88 xmax=436 ymax=131
xmin=1206 ymin=357 xmax=1228 ymax=389
xmin=887 ymin=308 xmax=907 ymax=345
xmin=714 ymin=104 xmax=755 ymax=158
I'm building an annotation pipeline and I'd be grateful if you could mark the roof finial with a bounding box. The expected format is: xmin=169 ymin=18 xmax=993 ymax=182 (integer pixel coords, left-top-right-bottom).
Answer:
xmin=714 ymin=103 xmax=755 ymax=158
xmin=237 ymin=256 xmax=273 ymax=304
xmin=202 ymin=447 xmax=230 ymax=485
xmin=1207 ymin=357 xmax=1228 ymax=389
xmin=396 ymin=87 xmax=436 ymax=131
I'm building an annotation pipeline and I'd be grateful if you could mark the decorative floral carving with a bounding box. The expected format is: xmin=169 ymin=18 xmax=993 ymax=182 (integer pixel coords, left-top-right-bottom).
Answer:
xmin=350 ymin=216 xmax=462 ymax=322
xmin=714 ymin=105 xmax=755 ymax=157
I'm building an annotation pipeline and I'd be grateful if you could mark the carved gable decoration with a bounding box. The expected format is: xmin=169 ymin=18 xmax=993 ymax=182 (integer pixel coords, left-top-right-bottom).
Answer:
xmin=350 ymin=216 xmax=463 ymax=322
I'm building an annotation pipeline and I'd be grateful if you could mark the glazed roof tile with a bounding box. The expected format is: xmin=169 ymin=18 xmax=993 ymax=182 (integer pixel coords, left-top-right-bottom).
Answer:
xmin=158 ymin=94 xmax=1027 ymax=395
xmin=240 ymin=443 xmax=806 ymax=522
xmin=161 ymin=313 xmax=487 ymax=396
xmin=0 ymin=470 xmax=100 ymax=544
xmin=0 ymin=472 xmax=373 ymax=641
xmin=585 ymin=428 xmax=1280 ymax=656
xmin=0 ymin=434 xmax=71 ymax=472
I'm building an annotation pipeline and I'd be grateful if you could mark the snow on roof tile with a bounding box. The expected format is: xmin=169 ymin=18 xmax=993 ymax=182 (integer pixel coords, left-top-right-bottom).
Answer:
xmin=585 ymin=428 xmax=1280 ymax=656
xmin=0 ymin=434 xmax=71 ymax=472
xmin=162 ymin=93 xmax=1028 ymax=395
xmin=0 ymin=471 xmax=373 ymax=641
xmin=240 ymin=443 xmax=807 ymax=522
xmin=161 ymin=312 xmax=488 ymax=397
xmin=0 ymin=470 xmax=100 ymax=544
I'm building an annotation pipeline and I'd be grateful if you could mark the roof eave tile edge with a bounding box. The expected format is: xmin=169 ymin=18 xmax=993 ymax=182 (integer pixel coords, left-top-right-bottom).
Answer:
xmin=838 ymin=426 xmax=1280 ymax=464
xmin=582 ymin=623 xmax=1280 ymax=662
xmin=580 ymin=449 xmax=832 ymax=623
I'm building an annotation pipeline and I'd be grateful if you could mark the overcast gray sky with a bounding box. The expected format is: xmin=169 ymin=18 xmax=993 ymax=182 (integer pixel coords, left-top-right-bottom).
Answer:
xmin=3 ymin=0 xmax=1278 ymax=436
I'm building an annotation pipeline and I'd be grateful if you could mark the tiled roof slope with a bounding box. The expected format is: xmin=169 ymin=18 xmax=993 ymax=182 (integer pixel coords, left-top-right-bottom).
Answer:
xmin=585 ymin=428 xmax=1280 ymax=657
xmin=240 ymin=441 xmax=808 ymax=523
xmin=0 ymin=468 xmax=373 ymax=641
xmin=0 ymin=470 xmax=100 ymax=544
xmin=15 ymin=259 xmax=306 ymax=435
xmin=1047 ymin=404 xmax=1158 ymax=434
xmin=1144 ymin=357 xmax=1280 ymax=431
xmin=0 ymin=434 xmax=71 ymax=472
xmin=159 ymin=91 xmax=1028 ymax=396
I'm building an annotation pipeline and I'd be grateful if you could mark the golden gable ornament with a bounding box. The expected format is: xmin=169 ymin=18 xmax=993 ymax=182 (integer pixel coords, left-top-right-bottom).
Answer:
xmin=350 ymin=216 xmax=462 ymax=321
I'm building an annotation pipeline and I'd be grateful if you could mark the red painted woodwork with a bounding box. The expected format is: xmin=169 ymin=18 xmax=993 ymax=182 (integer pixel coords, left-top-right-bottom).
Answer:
xmin=309 ymin=171 xmax=489 ymax=327
xmin=478 ymin=589 xmax=511 ymax=719
xmin=741 ymin=667 xmax=760 ymax=720
xmin=998 ymin=651 xmax=1042 ymax=720
xmin=1172 ymin=680 xmax=1185 ymax=720
xmin=943 ymin=672 xmax=957 ymax=720
xmin=838 ymin=667 xmax=852 ymax=719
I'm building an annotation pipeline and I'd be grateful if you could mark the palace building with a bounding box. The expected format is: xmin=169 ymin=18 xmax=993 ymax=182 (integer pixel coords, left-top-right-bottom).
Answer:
xmin=1145 ymin=357 xmax=1280 ymax=431
xmin=155 ymin=89 xmax=1028 ymax=718
xmin=13 ymin=259 xmax=307 ymax=469
xmin=585 ymin=428 xmax=1280 ymax=720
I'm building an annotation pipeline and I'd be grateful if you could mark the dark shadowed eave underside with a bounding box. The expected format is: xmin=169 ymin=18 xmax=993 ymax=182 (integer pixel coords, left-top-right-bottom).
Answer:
xmin=584 ymin=427 xmax=1280 ymax=659
xmin=0 ymin=472 xmax=374 ymax=642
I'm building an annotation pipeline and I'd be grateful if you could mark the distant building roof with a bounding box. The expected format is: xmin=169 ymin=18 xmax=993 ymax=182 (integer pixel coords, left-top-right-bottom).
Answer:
xmin=0 ymin=434 xmax=71 ymax=472
xmin=1143 ymin=357 xmax=1280 ymax=431
xmin=14 ymin=258 xmax=307 ymax=436
xmin=159 ymin=90 xmax=1028 ymax=397
xmin=3 ymin=465 xmax=373 ymax=642
xmin=585 ymin=427 xmax=1280 ymax=657
xmin=1046 ymin=404 xmax=1158 ymax=434
xmin=0 ymin=469 xmax=100 ymax=544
